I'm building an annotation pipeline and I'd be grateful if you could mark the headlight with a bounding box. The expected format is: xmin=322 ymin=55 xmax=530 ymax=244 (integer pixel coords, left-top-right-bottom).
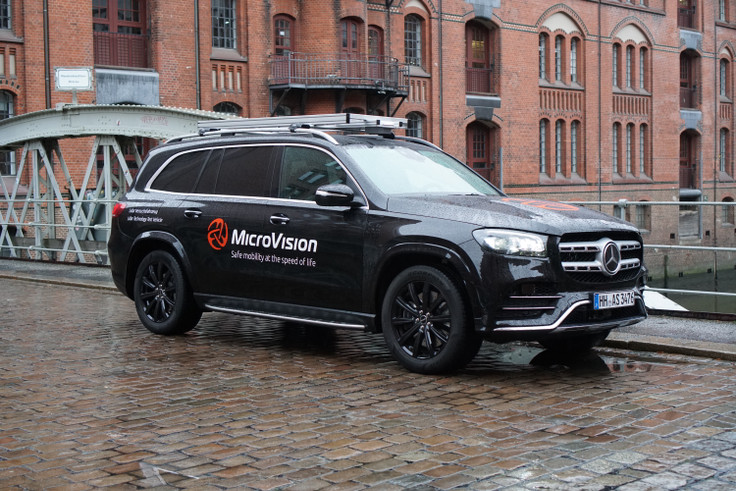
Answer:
xmin=473 ymin=229 xmax=548 ymax=257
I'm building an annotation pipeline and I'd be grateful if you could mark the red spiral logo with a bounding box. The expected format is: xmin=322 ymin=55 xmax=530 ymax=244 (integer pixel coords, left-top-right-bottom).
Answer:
xmin=207 ymin=218 xmax=229 ymax=251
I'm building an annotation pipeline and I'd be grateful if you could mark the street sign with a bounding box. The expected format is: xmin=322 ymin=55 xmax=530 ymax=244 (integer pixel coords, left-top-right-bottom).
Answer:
xmin=55 ymin=67 xmax=94 ymax=92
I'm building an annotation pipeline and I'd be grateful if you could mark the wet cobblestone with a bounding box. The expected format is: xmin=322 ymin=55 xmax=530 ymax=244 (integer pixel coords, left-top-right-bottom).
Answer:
xmin=2 ymin=278 xmax=736 ymax=489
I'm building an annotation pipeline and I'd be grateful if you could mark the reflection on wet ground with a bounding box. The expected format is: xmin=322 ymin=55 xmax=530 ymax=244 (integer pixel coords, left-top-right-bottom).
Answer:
xmin=2 ymin=279 xmax=736 ymax=490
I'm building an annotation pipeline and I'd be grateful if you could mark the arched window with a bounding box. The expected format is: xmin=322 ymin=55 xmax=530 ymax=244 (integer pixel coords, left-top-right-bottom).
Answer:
xmin=406 ymin=112 xmax=424 ymax=138
xmin=613 ymin=123 xmax=621 ymax=175
xmin=570 ymin=38 xmax=579 ymax=83
xmin=213 ymin=101 xmax=242 ymax=116
xmin=720 ymin=128 xmax=730 ymax=174
xmin=625 ymin=46 xmax=633 ymax=88
xmin=555 ymin=119 xmax=564 ymax=174
xmin=466 ymin=21 xmax=496 ymax=94
xmin=640 ymin=124 xmax=649 ymax=176
xmin=640 ymin=47 xmax=648 ymax=91
xmin=720 ymin=58 xmax=730 ymax=99
xmin=405 ymin=15 xmax=423 ymax=67
xmin=571 ymin=120 xmax=580 ymax=175
xmin=612 ymin=44 xmax=620 ymax=88
xmin=93 ymin=0 xmax=148 ymax=67
xmin=539 ymin=33 xmax=548 ymax=81
xmin=274 ymin=15 xmax=294 ymax=55
xmin=723 ymin=197 xmax=735 ymax=226
xmin=540 ymin=119 xmax=549 ymax=174
xmin=554 ymin=36 xmax=563 ymax=82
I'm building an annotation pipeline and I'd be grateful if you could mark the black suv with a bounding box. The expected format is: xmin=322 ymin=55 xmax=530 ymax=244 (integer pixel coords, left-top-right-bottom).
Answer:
xmin=108 ymin=114 xmax=647 ymax=373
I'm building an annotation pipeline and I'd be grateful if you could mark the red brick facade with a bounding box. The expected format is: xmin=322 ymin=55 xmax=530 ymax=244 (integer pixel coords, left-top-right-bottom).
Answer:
xmin=2 ymin=0 xmax=736 ymax=258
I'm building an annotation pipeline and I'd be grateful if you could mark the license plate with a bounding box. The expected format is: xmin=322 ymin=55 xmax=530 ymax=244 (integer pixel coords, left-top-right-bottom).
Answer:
xmin=593 ymin=290 xmax=636 ymax=310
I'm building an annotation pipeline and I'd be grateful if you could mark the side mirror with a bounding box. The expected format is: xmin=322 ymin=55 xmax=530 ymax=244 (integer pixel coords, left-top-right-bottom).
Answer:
xmin=315 ymin=184 xmax=358 ymax=207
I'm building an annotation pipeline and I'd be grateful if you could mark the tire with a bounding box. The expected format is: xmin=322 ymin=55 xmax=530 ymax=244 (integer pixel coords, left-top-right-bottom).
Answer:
xmin=539 ymin=330 xmax=610 ymax=354
xmin=133 ymin=250 xmax=202 ymax=335
xmin=381 ymin=266 xmax=482 ymax=374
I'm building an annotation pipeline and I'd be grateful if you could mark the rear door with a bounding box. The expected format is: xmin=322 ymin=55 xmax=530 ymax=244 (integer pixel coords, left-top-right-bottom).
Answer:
xmin=178 ymin=145 xmax=276 ymax=297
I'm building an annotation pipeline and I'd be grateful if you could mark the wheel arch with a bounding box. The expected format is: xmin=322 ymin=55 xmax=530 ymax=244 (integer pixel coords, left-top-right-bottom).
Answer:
xmin=368 ymin=242 xmax=482 ymax=333
xmin=124 ymin=231 xmax=194 ymax=298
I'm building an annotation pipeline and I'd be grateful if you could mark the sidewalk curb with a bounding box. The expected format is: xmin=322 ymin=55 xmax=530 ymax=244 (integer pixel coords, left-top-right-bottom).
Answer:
xmin=605 ymin=332 xmax=736 ymax=362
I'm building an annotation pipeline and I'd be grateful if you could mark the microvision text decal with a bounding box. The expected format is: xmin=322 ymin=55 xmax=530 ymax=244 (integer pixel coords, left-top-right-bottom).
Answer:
xmin=207 ymin=218 xmax=318 ymax=268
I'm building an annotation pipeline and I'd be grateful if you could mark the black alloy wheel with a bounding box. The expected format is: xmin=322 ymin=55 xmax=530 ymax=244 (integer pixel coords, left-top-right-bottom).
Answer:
xmin=133 ymin=250 xmax=201 ymax=335
xmin=382 ymin=266 xmax=482 ymax=374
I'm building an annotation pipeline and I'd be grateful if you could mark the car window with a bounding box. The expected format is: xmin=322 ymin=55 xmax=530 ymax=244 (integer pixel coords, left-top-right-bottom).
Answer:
xmin=150 ymin=150 xmax=209 ymax=193
xmin=214 ymin=146 xmax=274 ymax=197
xmin=344 ymin=144 xmax=500 ymax=196
xmin=277 ymin=146 xmax=347 ymax=201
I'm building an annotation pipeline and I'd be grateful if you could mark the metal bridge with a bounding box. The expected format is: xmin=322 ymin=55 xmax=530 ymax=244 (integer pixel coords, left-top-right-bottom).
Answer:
xmin=0 ymin=104 xmax=228 ymax=263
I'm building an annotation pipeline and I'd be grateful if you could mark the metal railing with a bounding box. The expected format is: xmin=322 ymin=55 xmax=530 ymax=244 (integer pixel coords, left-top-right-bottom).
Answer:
xmin=269 ymin=52 xmax=409 ymax=93
xmin=567 ymin=199 xmax=736 ymax=314
xmin=93 ymin=31 xmax=148 ymax=68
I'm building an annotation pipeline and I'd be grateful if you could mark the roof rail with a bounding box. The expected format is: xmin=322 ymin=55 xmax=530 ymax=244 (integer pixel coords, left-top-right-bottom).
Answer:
xmin=197 ymin=113 xmax=407 ymax=139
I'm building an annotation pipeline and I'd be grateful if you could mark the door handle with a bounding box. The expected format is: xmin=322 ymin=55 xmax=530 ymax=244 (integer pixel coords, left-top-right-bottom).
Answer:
xmin=184 ymin=209 xmax=202 ymax=219
xmin=270 ymin=213 xmax=290 ymax=225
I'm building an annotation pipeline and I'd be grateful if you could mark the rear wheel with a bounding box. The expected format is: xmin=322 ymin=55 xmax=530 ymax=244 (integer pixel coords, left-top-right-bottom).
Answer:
xmin=133 ymin=250 xmax=202 ymax=335
xmin=382 ymin=266 xmax=482 ymax=374
xmin=539 ymin=330 xmax=610 ymax=354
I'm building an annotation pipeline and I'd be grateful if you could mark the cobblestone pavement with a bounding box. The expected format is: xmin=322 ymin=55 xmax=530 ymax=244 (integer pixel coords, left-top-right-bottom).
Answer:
xmin=2 ymin=278 xmax=736 ymax=490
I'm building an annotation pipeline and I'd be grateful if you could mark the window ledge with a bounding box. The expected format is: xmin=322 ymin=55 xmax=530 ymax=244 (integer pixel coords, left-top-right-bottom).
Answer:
xmin=408 ymin=65 xmax=430 ymax=78
xmin=211 ymin=48 xmax=248 ymax=63
xmin=0 ymin=30 xmax=23 ymax=43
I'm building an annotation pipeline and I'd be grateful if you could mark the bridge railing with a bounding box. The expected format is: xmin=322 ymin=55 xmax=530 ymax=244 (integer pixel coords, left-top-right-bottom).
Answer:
xmin=566 ymin=199 xmax=736 ymax=315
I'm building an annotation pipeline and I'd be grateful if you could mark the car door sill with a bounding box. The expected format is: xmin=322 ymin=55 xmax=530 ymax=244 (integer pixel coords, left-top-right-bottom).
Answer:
xmin=204 ymin=304 xmax=367 ymax=331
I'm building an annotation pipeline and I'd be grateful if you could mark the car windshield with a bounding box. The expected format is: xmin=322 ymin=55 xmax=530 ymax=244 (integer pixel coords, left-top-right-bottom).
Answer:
xmin=344 ymin=143 xmax=501 ymax=196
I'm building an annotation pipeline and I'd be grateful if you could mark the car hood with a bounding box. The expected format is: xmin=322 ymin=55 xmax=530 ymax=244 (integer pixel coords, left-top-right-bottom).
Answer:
xmin=385 ymin=195 xmax=640 ymax=236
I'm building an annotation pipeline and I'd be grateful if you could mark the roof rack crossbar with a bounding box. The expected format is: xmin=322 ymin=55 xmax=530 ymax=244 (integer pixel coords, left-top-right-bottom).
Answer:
xmin=197 ymin=113 xmax=407 ymax=137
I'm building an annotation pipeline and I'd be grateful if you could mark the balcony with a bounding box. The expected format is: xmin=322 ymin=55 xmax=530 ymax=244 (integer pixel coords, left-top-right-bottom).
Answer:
xmin=269 ymin=52 xmax=408 ymax=95
xmin=94 ymin=31 xmax=148 ymax=68
xmin=466 ymin=66 xmax=497 ymax=95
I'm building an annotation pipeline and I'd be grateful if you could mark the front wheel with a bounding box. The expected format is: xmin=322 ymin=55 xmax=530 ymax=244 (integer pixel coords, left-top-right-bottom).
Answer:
xmin=382 ymin=266 xmax=482 ymax=374
xmin=133 ymin=250 xmax=202 ymax=335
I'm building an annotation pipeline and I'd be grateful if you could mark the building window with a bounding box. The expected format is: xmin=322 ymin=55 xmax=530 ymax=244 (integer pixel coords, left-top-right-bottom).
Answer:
xmin=405 ymin=15 xmax=422 ymax=67
xmin=540 ymin=119 xmax=548 ymax=174
xmin=719 ymin=0 xmax=727 ymax=22
xmin=612 ymin=44 xmax=620 ymax=88
xmin=212 ymin=0 xmax=236 ymax=49
xmin=407 ymin=112 xmax=423 ymax=138
xmin=721 ymin=59 xmax=730 ymax=98
xmin=0 ymin=0 xmax=10 ymax=30
xmin=626 ymin=123 xmax=634 ymax=174
xmin=640 ymin=47 xmax=647 ymax=90
xmin=274 ymin=16 xmax=292 ymax=55
xmin=625 ymin=46 xmax=633 ymax=88
xmin=539 ymin=33 xmax=548 ymax=81
xmin=571 ymin=120 xmax=579 ymax=175
xmin=1 ymin=90 xmax=14 ymax=175
xmin=570 ymin=38 xmax=578 ymax=84
xmin=640 ymin=124 xmax=648 ymax=175
xmin=554 ymin=36 xmax=563 ymax=82
xmin=214 ymin=102 xmax=241 ymax=115
xmin=635 ymin=203 xmax=651 ymax=232
xmin=93 ymin=0 xmax=148 ymax=67
xmin=613 ymin=123 xmax=621 ymax=174
xmin=720 ymin=128 xmax=730 ymax=174
xmin=723 ymin=197 xmax=735 ymax=225
xmin=555 ymin=120 xmax=563 ymax=174
xmin=466 ymin=21 xmax=495 ymax=94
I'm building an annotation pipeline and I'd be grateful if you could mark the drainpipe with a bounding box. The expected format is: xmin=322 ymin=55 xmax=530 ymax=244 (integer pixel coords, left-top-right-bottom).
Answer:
xmin=438 ymin=0 xmax=443 ymax=147
xmin=43 ymin=0 xmax=51 ymax=108
xmin=194 ymin=0 xmax=201 ymax=110
xmin=597 ymin=0 xmax=602 ymax=206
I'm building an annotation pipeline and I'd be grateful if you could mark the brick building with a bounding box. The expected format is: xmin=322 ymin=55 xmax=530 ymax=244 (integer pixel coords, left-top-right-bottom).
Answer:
xmin=1 ymin=0 xmax=736 ymax=262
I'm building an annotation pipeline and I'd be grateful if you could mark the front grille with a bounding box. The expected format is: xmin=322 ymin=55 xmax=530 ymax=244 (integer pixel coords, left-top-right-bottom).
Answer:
xmin=559 ymin=234 xmax=643 ymax=284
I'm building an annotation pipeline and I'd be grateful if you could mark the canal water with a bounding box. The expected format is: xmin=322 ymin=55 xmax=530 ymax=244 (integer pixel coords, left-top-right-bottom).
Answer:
xmin=647 ymin=267 xmax=736 ymax=315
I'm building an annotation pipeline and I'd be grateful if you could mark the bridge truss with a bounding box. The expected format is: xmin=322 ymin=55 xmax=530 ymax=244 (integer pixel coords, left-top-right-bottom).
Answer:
xmin=0 ymin=104 xmax=227 ymax=263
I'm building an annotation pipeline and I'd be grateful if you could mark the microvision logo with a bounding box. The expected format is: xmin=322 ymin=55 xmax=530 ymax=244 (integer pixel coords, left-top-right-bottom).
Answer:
xmin=207 ymin=218 xmax=229 ymax=251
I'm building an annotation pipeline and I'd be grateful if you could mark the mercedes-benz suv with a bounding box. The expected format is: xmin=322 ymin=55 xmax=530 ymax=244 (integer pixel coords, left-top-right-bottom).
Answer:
xmin=108 ymin=114 xmax=647 ymax=373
